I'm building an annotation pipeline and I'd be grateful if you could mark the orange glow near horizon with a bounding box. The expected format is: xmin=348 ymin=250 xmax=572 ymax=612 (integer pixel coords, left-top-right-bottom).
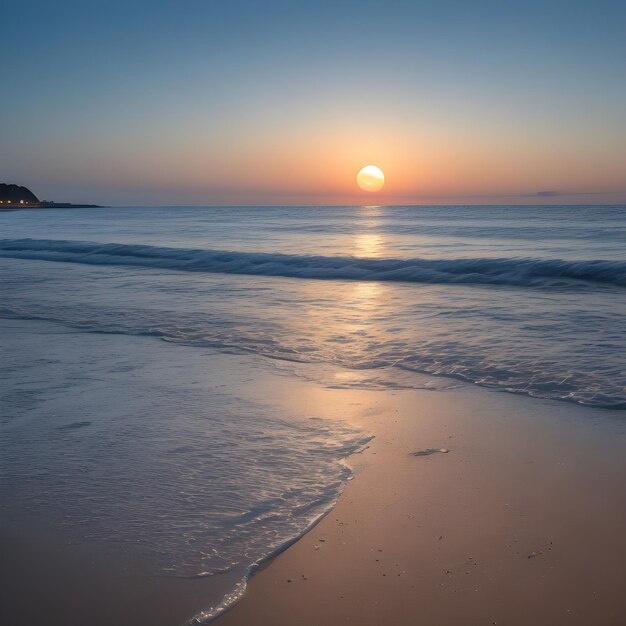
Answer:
xmin=28 ymin=109 xmax=625 ymax=205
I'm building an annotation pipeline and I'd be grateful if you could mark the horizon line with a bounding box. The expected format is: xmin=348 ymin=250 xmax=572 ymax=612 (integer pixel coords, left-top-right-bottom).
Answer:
xmin=81 ymin=201 xmax=626 ymax=209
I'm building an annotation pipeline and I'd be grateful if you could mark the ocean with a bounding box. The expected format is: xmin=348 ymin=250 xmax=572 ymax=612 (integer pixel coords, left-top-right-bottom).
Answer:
xmin=1 ymin=204 xmax=625 ymax=621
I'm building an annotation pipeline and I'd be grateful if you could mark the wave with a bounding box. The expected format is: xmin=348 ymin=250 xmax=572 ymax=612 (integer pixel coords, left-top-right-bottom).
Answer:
xmin=1 ymin=238 xmax=625 ymax=288
xmin=2 ymin=300 xmax=624 ymax=410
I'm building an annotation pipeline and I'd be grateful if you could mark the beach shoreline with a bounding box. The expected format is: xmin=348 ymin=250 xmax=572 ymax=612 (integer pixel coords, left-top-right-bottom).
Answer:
xmin=214 ymin=381 xmax=626 ymax=626
xmin=1 ymin=318 xmax=625 ymax=626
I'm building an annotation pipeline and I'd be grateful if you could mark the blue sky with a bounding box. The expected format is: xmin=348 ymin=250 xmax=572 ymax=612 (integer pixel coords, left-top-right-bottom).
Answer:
xmin=2 ymin=0 xmax=625 ymax=204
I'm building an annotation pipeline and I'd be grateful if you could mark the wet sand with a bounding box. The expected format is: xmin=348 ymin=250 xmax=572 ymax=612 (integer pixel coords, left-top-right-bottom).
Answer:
xmin=0 ymin=516 xmax=240 ymax=626
xmin=2 ymin=351 xmax=625 ymax=626
xmin=216 ymin=382 xmax=626 ymax=626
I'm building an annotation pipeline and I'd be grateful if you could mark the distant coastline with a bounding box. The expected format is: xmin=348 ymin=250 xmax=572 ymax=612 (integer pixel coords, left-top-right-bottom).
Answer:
xmin=0 ymin=203 xmax=104 ymax=210
xmin=0 ymin=183 xmax=103 ymax=209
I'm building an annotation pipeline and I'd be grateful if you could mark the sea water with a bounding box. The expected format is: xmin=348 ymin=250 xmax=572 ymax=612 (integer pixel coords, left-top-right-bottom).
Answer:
xmin=1 ymin=204 xmax=625 ymax=619
xmin=2 ymin=205 xmax=624 ymax=407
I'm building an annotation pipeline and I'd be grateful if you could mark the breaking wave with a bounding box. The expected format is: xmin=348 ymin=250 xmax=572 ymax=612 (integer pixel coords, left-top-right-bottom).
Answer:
xmin=1 ymin=238 xmax=625 ymax=288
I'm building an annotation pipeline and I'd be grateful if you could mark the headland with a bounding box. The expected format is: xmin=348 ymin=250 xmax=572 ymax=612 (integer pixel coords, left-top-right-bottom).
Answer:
xmin=0 ymin=183 xmax=102 ymax=209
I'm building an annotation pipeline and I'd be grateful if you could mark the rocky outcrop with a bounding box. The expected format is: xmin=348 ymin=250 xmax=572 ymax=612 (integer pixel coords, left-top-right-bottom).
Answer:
xmin=0 ymin=183 xmax=40 ymax=206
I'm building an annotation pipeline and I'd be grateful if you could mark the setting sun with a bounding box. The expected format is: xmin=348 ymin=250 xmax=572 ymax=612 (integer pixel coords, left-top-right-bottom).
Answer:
xmin=356 ymin=165 xmax=385 ymax=192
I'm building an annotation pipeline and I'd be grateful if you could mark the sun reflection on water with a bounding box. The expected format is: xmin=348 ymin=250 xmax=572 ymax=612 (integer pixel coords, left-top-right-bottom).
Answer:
xmin=355 ymin=233 xmax=384 ymax=258
xmin=354 ymin=205 xmax=386 ymax=258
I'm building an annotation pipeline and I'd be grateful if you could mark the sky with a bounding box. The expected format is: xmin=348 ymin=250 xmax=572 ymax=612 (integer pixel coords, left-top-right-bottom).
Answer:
xmin=1 ymin=0 xmax=625 ymax=205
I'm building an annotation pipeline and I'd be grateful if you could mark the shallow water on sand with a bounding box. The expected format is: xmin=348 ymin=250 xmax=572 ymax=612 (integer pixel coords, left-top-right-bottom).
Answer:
xmin=0 ymin=319 xmax=370 ymax=621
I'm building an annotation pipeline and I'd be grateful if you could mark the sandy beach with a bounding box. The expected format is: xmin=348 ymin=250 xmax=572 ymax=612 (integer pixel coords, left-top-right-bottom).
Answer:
xmin=216 ymin=379 xmax=626 ymax=626
xmin=1 ymin=318 xmax=625 ymax=626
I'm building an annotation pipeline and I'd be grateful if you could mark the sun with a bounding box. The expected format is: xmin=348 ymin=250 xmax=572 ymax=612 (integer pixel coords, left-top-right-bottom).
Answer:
xmin=357 ymin=165 xmax=385 ymax=192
